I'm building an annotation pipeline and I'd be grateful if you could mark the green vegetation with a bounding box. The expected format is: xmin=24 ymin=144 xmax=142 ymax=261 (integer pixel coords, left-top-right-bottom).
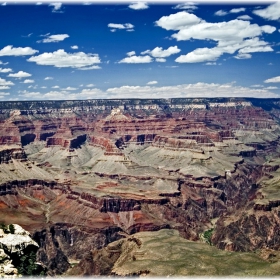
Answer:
xmin=16 ymin=250 xmax=46 ymax=276
xmin=202 ymin=228 xmax=214 ymax=245
xmin=0 ymin=223 xmax=13 ymax=234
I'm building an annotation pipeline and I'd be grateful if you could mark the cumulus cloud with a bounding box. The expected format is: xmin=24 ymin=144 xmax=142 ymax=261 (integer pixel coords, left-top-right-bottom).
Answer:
xmin=141 ymin=46 xmax=181 ymax=58
xmin=215 ymin=10 xmax=227 ymax=16
xmin=106 ymin=83 xmax=278 ymax=98
xmin=77 ymin=65 xmax=101 ymax=70
xmin=127 ymin=51 xmax=136 ymax=57
xmin=19 ymin=88 xmax=105 ymax=100
xmin=0 ymin=78 xmax=14 ymax=86
xmin=171 ymin=19 xmax=275 ymax=42
xmin=118 ymin=55 xmax=153 ymax=63
xmin=176 ymin=47 xmax=222 ymax=63
xmin=28 ymin=49 xmax=101 ymax=69
xmin=147 ymin=81 xmax=158 ymax=85
xmin=264 ymin=76 xmax=280 ymax=83
xmin=205 ymin=62 xmax=217 ymax=65
xmin=128 ymin=2 xmax=149 ymax=10
xmin=156 ymin=58 xmax=166 ymax=62
xmin=234 ymin=53 xmax=252 ymax=59
xmin=44 ymin=77 xmax=53 ymax=80
xmin=155 ymin=11 xmax=202 ymax=31
xmin=237 ymin=15 xmax=252 ymax=20
xmin=0 ymin=86 xmax=10 ymax=90
xmin=108 ymin=23 xmax=134 ymax=32
xmin=156 ymin=11 xmax=276 ymax=63
xmin=71 ymin=45 xmax=79 ymax=49
xmin=173 ymin=2 xmax=198 ymax=11
xmin=86 ymin=84 xmax=95 ymax=87
xmin=0 ymin=68 xmax=12 ymax=73
xmin=0 ymin=45 xmax=38 ymax=56
xmin=22 ymin=79 xmax=34 ymax=83
xmin=253 ymin=2 xmax=280 ymax=20
xmin=38 ymin=34 xmax=69 ymax=43
xmin=8 ymin=71 xmax=31 ymax=78
xmin=62 ymin=87 xmax=77 ymax=91
xmin=230 ymin=8 xmax=246 ymax=13
xmin=49 ymin=2 xmax=63 ymax=12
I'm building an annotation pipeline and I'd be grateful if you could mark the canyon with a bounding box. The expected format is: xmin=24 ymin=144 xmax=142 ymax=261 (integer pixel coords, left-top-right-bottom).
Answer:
xmin=0 ymin=97 xmax=280 ymax=276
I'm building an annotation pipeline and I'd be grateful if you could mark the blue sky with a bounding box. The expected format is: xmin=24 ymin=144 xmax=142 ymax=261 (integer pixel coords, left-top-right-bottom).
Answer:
xmin=0 ymin=1 xmax=280 ymax=100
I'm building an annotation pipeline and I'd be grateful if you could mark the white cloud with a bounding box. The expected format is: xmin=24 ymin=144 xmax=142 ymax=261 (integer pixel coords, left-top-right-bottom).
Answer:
xmin=0 ymin=45 xmax=38 ymax=56
xmin=176 ymin=47 xmax=222 ymax=63
xmin=77 ymin=65 xmax=101 ymax=70
xmin=156 ymin=11 xmax=276 ymax=63
xmin=171 ymin=18 xmax=275 ymax=42
xmin=62 ymin=87 xmax=77 ymax=91
xmin=230 ymin=8 xmax=246 ymax=13
xmin=127 ymin=51 xmax=136 ymax=57
xmin=28 ymin=49 xmax=101 ymax=69
xmin=71 ymin=45 xmax=79 ymax=49
xmin=215 ymin=10 xmax=227 ymax=16
xmin=19 ymin=88 xmax=104 ymax=100
xmin=266 ymin=86 xmax=278 ymax=90
xmin=251 ymin=84 xmax=264 ymax=88
xmin=118 ymin=55 xmax=153 ymax=63
xmin=141 ymin=46 xmax=181 ymax=58
xmin=234 ymin=53 xmax=252 ymax=59
xmin=8 ymin=71 xmax=31 ymax=78
xmin=173 ymin=2 xmax=198 ymax=11
xmin=22 ymin=79 xmax=34 ymax=83
xmin=52 ymin=85 xmax=60 ymax=88
xmin=0 ymin=68 xmax=12 ymax=73
xmin=155 ymin=11 xmax=202 ymax=31
xmin=44 ymin=77 xmax=53 ymax=80
xmin=147 ymin=81 xmax=158 ymax=85
xmin=106 ymin=82 xmax=278 ymax=98
xmin=128 ymin=2 xmax=149 ymax=10
xmin=0 ymin=78 xmax=14 ymax=86
xmin=205 ymin=62 xmax=217 ymax=65
xmin=38 ymin=34 xmax=69 ymax=43
xmin=0 ymin=92 xmax=9 ymax=96
xmin=86 ymin=84 xmax=95 ymax=87
xmin=108 ymin=23 xmax=134 ymax=32
xmin=253 ymin=2 xmax=280 ymax=20
xmin=156 ymin=58 xmax=166 ymax=62
xmin=238 ymin=45 xmax=273 ymax=54
xmin=237 ymin=15 xmax=252 ymax=20
xmin=0 ymin=86 xmax=10 ymax=90
xmin=49 ymin=2 xmax=63 ymax=13
xmin=264 ymin=76 xmax=280 ymax=83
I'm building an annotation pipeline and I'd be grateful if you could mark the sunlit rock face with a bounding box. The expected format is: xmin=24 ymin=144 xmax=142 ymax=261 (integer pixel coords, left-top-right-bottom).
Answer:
xmin=0 ymin=224 xmax=45 ymax=277
xmin=1 ymin=98 xmax=280 ymax=275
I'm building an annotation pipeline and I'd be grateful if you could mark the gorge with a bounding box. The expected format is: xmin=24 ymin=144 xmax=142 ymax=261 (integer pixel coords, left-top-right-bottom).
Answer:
xmin=0 ymin=97 xmax=280 ymax=276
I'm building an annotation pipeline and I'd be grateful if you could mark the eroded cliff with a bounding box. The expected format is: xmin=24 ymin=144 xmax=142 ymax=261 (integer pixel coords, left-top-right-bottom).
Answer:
xmin=0 ymin=98 xmax=280 ymax=275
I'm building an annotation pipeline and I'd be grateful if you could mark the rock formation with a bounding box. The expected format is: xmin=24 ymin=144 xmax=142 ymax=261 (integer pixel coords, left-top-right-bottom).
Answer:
xmin=0 ymin=98 xmax=280 ymax=275
xmin=0 ymin=224 xmax=45 ymax=276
